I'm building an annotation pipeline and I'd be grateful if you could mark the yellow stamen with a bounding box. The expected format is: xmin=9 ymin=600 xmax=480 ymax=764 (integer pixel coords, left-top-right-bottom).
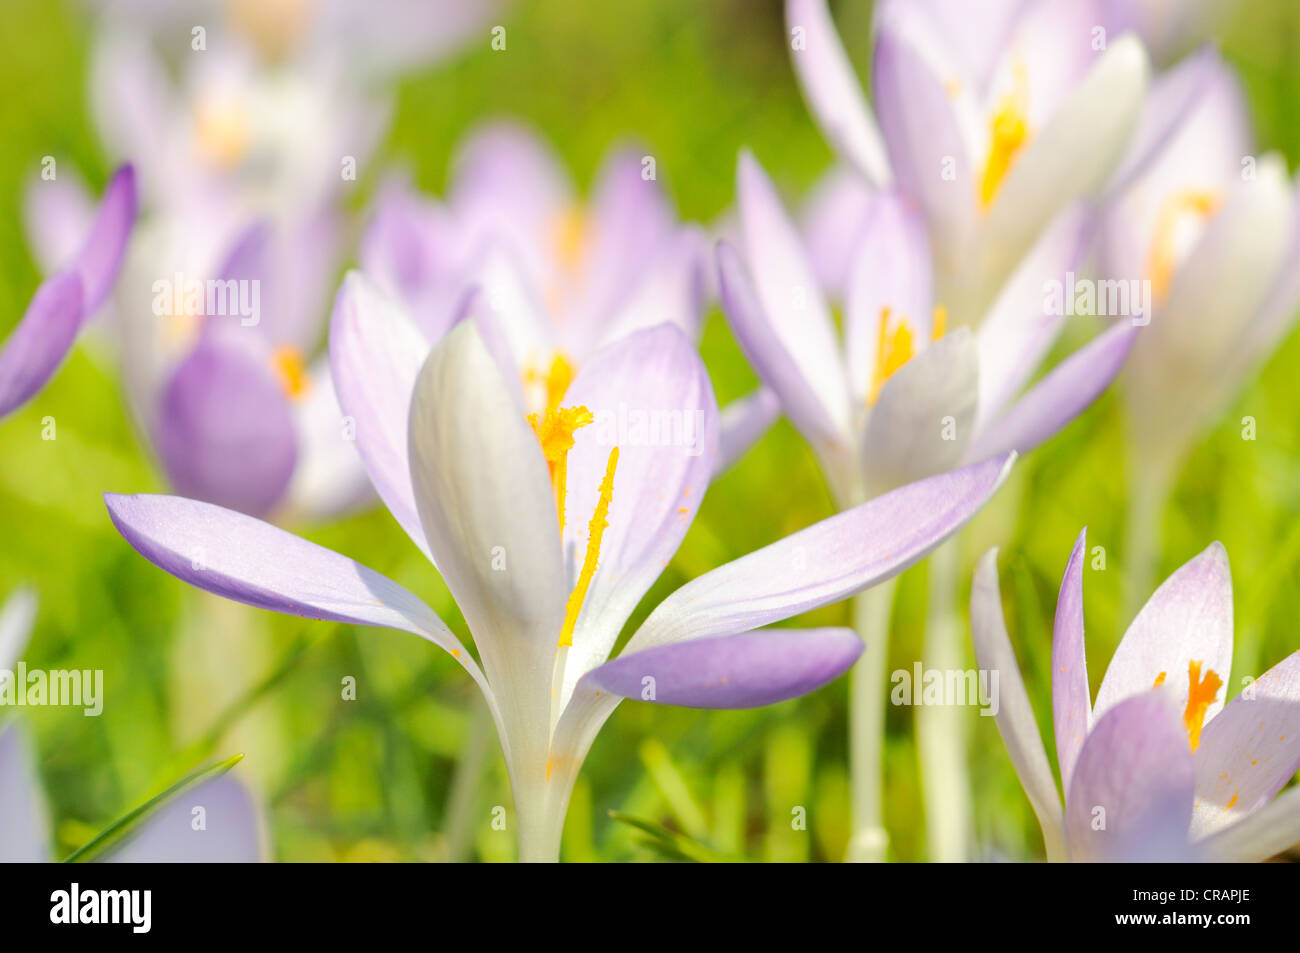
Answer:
xmin=528 ymin=404 xmax=594 ymax=531
xmin=930 ymin=304 xmax=947 ymax=341
xmin=1146 ymin=190 xmax=1220 ymax=302
xmin=543 ymin=353 xmax=575 ymax=414
xmin=868 ymin=307 xmax=916 ymax=405
xmin=194 ymin=99 xmax=251 ymax=169
xmin=979 ymin=63 xmax=1031 ymax=209
xmin=552 ymin=205 xmax=589 ymax=274
xmin=271 ymin=346 xmax=310 ymax=400
xmin=1152 ymin=671 xmax=1167 ymax=687
xmin=558 ymin=447 xmax=619 ymax=647
xmin=1183 ymin=660 xmax=1222 ymax=752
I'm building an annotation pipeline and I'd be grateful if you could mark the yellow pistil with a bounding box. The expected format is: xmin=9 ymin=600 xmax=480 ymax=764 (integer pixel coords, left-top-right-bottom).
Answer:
xmin=978 ymin=63 xmax=1031 ymax=209
xmin=543 ymin=353 xmax=575 ymax=414
xmin=558 ymin=446 xmax=619 ymax=648
xmin=193 ymin=98 xmax=251 ymax=169
xmin=271 ymin=346 xmax=311 ymax=400
xmin=1146 ymin=190 xmax=1221 ymax=302
xmin=1183 ymin=660 xmax=1223 ymax=752
xmin=528 ymin=405 xmax=595 ymax=531
xmin=868 ymin=307 xmax=916 ymax=406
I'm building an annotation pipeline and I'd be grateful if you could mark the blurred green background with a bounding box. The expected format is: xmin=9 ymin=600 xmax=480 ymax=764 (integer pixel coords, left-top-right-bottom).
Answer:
xmin=1 ymin=0 xmax=1298 ymax=862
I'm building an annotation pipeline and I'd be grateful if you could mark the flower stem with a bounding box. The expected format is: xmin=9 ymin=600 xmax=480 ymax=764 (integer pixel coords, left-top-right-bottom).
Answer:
xmin=918 ymin=538 xmax=970 ymax=862
xmin=1125 ymin=445 xmax=1178 ymax=622
xmin=846 ymin=578 xmax=898 ymax=863
xmin=440 ymin=695 xmax=493 ymax=862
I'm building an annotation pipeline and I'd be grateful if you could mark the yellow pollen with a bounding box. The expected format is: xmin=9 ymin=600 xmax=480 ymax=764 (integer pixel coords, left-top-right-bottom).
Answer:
xmin=1152 ymin=671 xmax=1167 ymax=687
xmin=528 ymin=404 xmax=594 ymax=531
xmin=194 ymin=99 xmax=251 ymax=169
xmin=979 ymin=63 xmax=1031 ymax=209
xmin=558 ymin=446 xmax=619 ymax=648
xmin=271 ymin=346 xmax=310 ymax=400
xmin=1146 ymin=190 xmax=1220 ymax=302
xmin=868 ymin=307 xmax=916 ymax=405
xmin=930 ymin=304 xmax=947 ymax=341
xmin=543 ymin=353 xmax=575 ymax=413
xmin=1183 ymin=660 xmax=1223 ymax=752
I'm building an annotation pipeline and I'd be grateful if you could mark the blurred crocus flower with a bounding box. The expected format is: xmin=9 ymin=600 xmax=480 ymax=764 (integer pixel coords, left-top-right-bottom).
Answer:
xmin=785 ymin=0 xmax=1150 ymax=324
xmin=84 ymin=0 xmax=499 ymax=77
xmin=0 ymin=165 xmax=135 ymax=420
xmin=1099 ymin=50 xmax=1300 ymax=476
xmin=972 ymin=529 xmax=1300 ymax=862
xmin=106 ymin=314 xmax=1015 ymax=861
xmin=0 ymin=589 xmax=264 ymax=862
xmin=24 ymin=34 xmax=383 ymax=520
xmin=718 ymin=152 xmax=1134 ymax=506
xmin=1100 ymin=0 xmax=1237 ymax=65
xmin=362 ymin=121 xmax=775 ymax=469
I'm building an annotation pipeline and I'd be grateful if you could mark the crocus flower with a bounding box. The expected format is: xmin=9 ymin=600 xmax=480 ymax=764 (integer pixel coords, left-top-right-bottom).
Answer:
xmin=106 ymin=311 xmax=1015 ymax=861
xmin=0 ymin=588 xmax=263 ymax=862
xmin=1099 ymin=0 xmax=1237 ymax=65
xmin=84 ymin=0 xmax=499 ymax=78
xmin=718 ymin=151 xmax=1135 ymax=507
xmin=0 ymin=165 xmax=135 ymax=420
xmin=971 ymin=529 xmax=1300 ymax=861
xmin=785 ymin=0 xmax=1150 ymax=324
xmin=24 ymin=35 xmax=381 ymax=520
xmin=361 ymin=122 xmax=778 ymax=471
xmin=1099 ymin=49 xmax=1300 ymax=483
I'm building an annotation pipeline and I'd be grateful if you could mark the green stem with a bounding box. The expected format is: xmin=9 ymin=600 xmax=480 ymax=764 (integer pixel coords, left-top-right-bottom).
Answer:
xmin=1125 ymin=444 xmax=1179 ymax=623
xmin=845 ymin=578 xmax=898 ymax=863
xmin=440 ymin=695 xmax=493 ymax=862
xmin=918 ymin=538 xmax=970 ymax=862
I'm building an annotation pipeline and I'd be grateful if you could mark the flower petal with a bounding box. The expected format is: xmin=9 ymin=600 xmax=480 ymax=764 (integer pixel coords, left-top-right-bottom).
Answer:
xmin=969 ymin=548 xmax=1065 ymax=853
xmin=0 ymin=723 xmax=50 ymax=862
xmin=799 ymin=166 xmax=877 ymax=298
xmin=872 ymin=21 xmax=974 ymax=267
xmin=844 ymin=190 xmax=934 ymax=405
xmin=283 ymin=359 xmax=375 ymax=520
xmin=407 ymin=321 xmax=563 ymax=759
xmin=590 ymin=626 xmax=862 ymax=709
xmin=73 ymin=164 xmax=137 ymax=314
xmin=979 ymin=35 xmax=1149 ymax=316
xmin=555 ymin=325 xmax=719 ymax=704
xmin=963 ymin=320 xmax=1136 ymax=464
xmin=329 ymin=271 xmax=432 ymax=556
xmin=105 ymin=775 xmax=264 ymax=863
xmin=1190 ymin=651 xmax=1300 ymax=838
xmin=1093 ymin=542 xmax=1233 ymax=723
xmin=626 ymin=453 xmax=1015 ymax=653
xmin=717 ymin=240 xmax=850 ymax=460
xmin=1064 ymin=691 xmax=1195 ymax=861
xmin=0 ymin=586 xmax=37 ymax=673
xmin=734 ymin=152 xmax=852 ymax=442
xmin=600 ymin=226 xmax=708 ymax=348
xmin=1052 ymin=528 xmax=1093 ymax=791
xmin=155 ymin=337 xmax=298 ymax=518
xmin=785 ymin=0 xmax=892 ymax=185
xmin=861 ymin=328 xmax=979 ymax=494
xmin=0 ymin=271 xmax=84 ymax=419
xmin=716 ymin=387 xmax=782 ymax=474
xmin=1198 ymin=786 xmax=1300 ymax=863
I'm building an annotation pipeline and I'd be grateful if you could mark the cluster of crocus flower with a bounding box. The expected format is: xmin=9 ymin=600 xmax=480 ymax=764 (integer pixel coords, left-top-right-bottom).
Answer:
xmin=106 ymin=300 xmax=1017 ymax=860
xmin=972 ymin=530 xmax=1300 ymax=862
xmin=0 ymin=589 xmax=263 ymax=862
xmin=4 ymin=0 xmax=1298 ymax=865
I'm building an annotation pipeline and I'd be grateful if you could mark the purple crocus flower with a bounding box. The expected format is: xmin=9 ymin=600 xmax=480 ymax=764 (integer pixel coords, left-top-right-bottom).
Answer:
xmin=0 ymin=165 xmax=135 ymax=420
xmin=105 ymin=312 xmax=1015 ymax=861
xmin=785 ymin=0 xmax=1150 ymax=323
xmin=972 ymin=530 xmax=1300 ymax=862
xmin=718 ymin=152 xmax=1135 ymax=507
xmin=0 ymin=589 xmax=263 ymax=862
xmin=1100 ymin=49 xmax=1300 ymax=486
xmin=361 ymin=122 xmax=778 ymax=471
